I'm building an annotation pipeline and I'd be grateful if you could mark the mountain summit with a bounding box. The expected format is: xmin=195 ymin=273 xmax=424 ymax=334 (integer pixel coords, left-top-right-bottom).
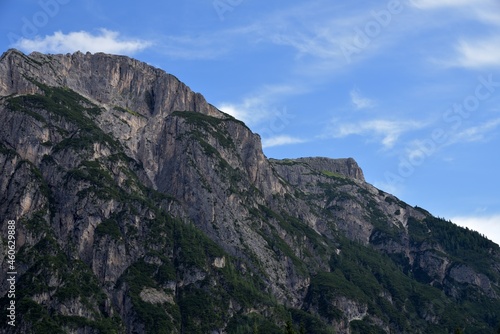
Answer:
xmin=1 ymin=49 xmax=499 ymax=333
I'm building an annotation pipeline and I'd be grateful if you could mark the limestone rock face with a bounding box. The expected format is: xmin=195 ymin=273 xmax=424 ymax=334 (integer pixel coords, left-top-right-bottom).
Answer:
xmin=0 ymin=49 xmax=220 ymax=118
xmin=293 ymin=157 xmax=365 ymax=182
xmin=1 ymin=49 xmax=499 ymax=334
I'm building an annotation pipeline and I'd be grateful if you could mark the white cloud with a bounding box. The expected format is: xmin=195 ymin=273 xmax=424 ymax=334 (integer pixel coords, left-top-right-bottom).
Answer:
xmin=373 ymin=180 xmax=405 ymax=198
xmin=270 ymin=28 xmax=346 ymax=60
xmin=451 ymin=214 xmax=500 ymax=246
xmin=261 ymin=135 xmax=306 ymax=148
xmin=157 ymin=34 xmax=231 ymax=60
xmin=254 ymin=2 xmax=355 ymax=58
xmin=218 ymin=98 xmax=278 ymax=126
xmin=410 ymin=0 xmax=500 ymax=68
xmin=409 ymin=0 xmax=489 ymax=10
xmin=217 ymin=84 xmax=304 ymax=126
xmin=13 ymin=29 xmax=152 ymax=55
xmin=450 ymin=118 xmax=500 ymax=143
xmin=410 ymin=0 xmax=500 ymax=26
xmin=475 ymin=9 xmax=500 ymax=26
xmin=450 ymin=37 xmax=500 ymax=68
xmin=243 ymin=1 xmax=414 ymax=72
xmin=350 ymin=89 xmax=375 ymax=110
xmin=401 ymin=118 xmax=500 ymax=164
xmin=218 ymin=103 xmax=251 ymax=123
xmin=330 ymin=119 xmax=423 ymax=149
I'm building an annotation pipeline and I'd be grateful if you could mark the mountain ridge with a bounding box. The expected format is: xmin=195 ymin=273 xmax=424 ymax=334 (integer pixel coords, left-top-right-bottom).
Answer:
xmin=1 ymin=49 xmax=499 ymax=333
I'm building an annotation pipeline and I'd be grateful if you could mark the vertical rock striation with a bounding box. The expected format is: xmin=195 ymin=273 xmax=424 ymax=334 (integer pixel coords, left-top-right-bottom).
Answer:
xmin=0 ymin=49 xmax=499 ymax=334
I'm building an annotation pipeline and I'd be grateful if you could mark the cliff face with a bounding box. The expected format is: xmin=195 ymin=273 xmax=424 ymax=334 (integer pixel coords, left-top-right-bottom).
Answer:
xmin=1 ymin=49 xmax=499 ymax=334
xmin=0 ymin=50 xmax=219 ymax=117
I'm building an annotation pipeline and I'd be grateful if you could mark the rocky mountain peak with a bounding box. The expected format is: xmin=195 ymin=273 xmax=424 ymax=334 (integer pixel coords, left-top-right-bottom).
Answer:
xmin=1 ymin=50 xmax=499 ymax=334
xmin=0 ymin=48 xmax=222 ymax=118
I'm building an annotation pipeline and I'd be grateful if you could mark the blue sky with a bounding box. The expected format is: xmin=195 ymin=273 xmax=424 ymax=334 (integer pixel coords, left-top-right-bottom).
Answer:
xmin=1 ymin=0 xmax=500 ymax=244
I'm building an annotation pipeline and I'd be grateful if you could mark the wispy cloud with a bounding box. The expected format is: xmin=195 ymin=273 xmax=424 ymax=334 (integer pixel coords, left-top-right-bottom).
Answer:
xmin=262 ymin=135 xmax=306 ymax=148
xmin=410 ymin=0 xmax=500 ymax=68
xmin=217 ymin=84 xmax=305 ymax=126
xmin=218 ymin=102 xmax=252 ymax=124
xmin=449 ymin=37 xmax=500 ymax=68
xmin=475 ymin=8 xmax=500 ymax=26
xmin=409 ymin=0 xmax=489 ymax=10
xmin=263 ymin=13 xmax=390 ymax=70
xmin=13 ymin=29 xmax=152 ymax=55
xmin=450 ymin=118 xmax=500 ymax=144
xmin=409 ymin=0 xmax=499 ymax=20
xmin=350 ymin=89 xmax=375 ymax=110
xmin=218 ymin=99 xmax=274 ymax=126
xmin=451 ymin=214 xmax=500 ymax=246
xmin=373 ymin=180 xmax=405 ymax=198
xmin=270 ymin=27 xmax=346 ymax=60
xmin=216 ymin=1 xmax=415 ymax=74
xmin=156 ymin=34 xmax=231 ymax=60
xmin=148 ymin=22 xmax=267 ymax=60
xmin=329 ymin=119 xmax=424 ymax=149
xmin=402 ymin=118 xmax=500 ymax=163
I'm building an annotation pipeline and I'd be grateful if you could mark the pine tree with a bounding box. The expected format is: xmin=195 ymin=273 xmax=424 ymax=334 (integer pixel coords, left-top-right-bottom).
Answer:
xmin=284 ymin=320 xmax=296 ymax=334
xmin=253 ymin=322 xmax=259 ymax=334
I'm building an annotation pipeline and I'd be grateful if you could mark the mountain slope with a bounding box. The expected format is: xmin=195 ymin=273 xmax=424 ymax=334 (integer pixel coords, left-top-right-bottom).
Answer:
xmin=0 ymin=49 xmax=499 ymax=334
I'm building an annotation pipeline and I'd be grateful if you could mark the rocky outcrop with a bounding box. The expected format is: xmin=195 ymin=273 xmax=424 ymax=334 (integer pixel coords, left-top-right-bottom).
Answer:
xmin=295 ymin=157 xmax=365 ymax=182
xmin=449 ymin=264 xmax=496 ymax=298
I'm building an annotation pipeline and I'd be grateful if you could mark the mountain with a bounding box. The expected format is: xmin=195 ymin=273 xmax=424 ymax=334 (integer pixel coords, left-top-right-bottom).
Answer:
xmin=0 ymin=49 xmax=499 ymax=334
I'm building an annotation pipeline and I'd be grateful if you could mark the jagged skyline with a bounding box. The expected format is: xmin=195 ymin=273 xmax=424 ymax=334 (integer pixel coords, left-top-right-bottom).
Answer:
xmin=1 ymin=0 xmax=499 ymax=244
